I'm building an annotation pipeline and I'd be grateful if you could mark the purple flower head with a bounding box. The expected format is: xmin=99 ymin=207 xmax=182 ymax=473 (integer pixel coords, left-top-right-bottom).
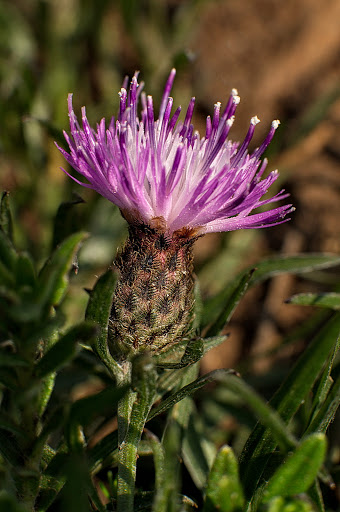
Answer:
xmin=56 ymin=69 xmax=294 ymax=236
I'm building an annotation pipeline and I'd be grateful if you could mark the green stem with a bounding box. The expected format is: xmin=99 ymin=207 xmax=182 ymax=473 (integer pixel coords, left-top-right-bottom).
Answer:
xmin=117 ymin=357 xmax=156 ymax=512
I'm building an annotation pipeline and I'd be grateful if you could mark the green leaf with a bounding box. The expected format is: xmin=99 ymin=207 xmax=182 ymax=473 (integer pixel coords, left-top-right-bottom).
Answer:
xmin=0 ymin=229 xmax=17 ymax=275
xmin=239 ymin=313 xmax=340 ymax=501
xmin=204 ymin=269 xmax=255 ymax=337
xmin=0 ymin=352 xmax=29 ymax=367
xmin=15 ymin=252 xmax=36 ymax=289
xmin=152 ymin=419 xmax=182 ymax=512
xmin=69 ymin=385 xmax=128 ymax=428
xmin=148 ymin=369 xmax=235 ymax=421
xmin=182 ymin=412 xmax=212 ymax=489
xmin=0 ymin=491 xmax=27 ymax=512
xmin=34 ymin=323 xmax=98 ymax=378
xmin=38 ymin=231 xmax=88 ymax=311
xmin=156 ymin=337 xmax=204 ymax=370
xmin=220 ymin=374 xmax=297 ymax=453
xmin=308 ymin=335 xmax=340 ymax=425
xmin=202 ymin=254 xmax=340 ymax=329
xmin=52 ymin=194 xmax=85 ymax=250
xmin=263 ymin=433 xmax=327 ymax=501
xmin=87 ymin=430 xmax=119 ymax=474
xmin=0 ymin=429 xmax=24 ymax=465
xmin=143 ymin=430 xmax=164 ymax=495
xmin=286 ymin=292 xmax=340 ymax=310
xmin=85 ymin=268 xmax=122 ymax=377
xmin=0 ymin=191 xmax=13 ymax=241
xmin=204 ymin=445 xmax=244 ymax=512
xmin=305 ymin=369 xmax=340 ymax=435
xmin=202 ymin=335 xmax=230 ymax=355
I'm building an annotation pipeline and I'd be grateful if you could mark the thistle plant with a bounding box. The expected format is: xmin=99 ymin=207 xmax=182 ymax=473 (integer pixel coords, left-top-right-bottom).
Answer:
xmin=56 ymin=69 xmax=293 ymax=357
xmin=0 ymin=70 xmax=339 ymax=512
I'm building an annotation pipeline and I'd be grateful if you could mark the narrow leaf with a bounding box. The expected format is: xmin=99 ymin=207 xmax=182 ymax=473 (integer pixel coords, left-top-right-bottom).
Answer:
xmin=263 ymin=434 xmax=327 ymax=500
xmin=88 ymin=431 xmax=118 ymax=474
xmin=35 ymin=323 xmax=98 ymax=378
xmin=204 ymin=269 xmax=254 ymax=336
xmin=305 ymin=370 xmax=340 ymax=435
xmin=152 ymin=419 xmax=182 ymax=512
xmin=52 ymin=194 xmax=85 ymax=250
xmin=148 ymin=369 xmax=235 ymax=421
xmin=69 ymin=385 xmax=128 ymax=427
xmin=203 ymin=254 xmax=340 ymax=328
xmin=182 ymin=413 xmax=211 ymax=489
xmin=15 ymin=252 xmax=36 ymax=289
xmin=0 ymin=229 xmax=17 ymax=273
xmin=38 ymin=231 xmax=87 ymax=310
xmin=286 ymin=292 xmax=340 ymax=310
xmin=239 ymin=313 xmax=340 ymax=500
xmin=85 ymin=268 xmax=122 ymax=377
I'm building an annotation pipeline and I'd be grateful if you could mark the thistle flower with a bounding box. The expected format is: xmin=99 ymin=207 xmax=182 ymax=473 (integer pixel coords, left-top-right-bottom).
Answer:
xmin=57 ymin=70 xmax=293 ymax=355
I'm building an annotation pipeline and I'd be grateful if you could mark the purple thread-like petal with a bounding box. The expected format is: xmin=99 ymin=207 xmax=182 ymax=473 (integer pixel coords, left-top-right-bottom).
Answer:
xmin=57 ymin=70 xmax=293 ymax=235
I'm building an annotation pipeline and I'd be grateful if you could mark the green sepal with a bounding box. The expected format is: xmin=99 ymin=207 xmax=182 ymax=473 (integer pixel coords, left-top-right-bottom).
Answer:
xmin=203 ymin=445 xmax=244 ymax=512
xmin=34 ymin=322 xmax=98 ymax=379
xmin=262 ymin=433 xmax=327 ymax=501
xmin=156 ymin=337 xmax=204 ymax=369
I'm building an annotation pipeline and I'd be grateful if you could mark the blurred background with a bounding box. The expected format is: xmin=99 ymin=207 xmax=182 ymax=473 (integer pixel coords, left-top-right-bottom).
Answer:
xmin=1 ymin=0 xmax=340 ymax=374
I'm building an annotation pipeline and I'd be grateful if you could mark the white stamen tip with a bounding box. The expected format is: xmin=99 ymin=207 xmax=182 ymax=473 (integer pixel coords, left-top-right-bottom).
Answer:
xmin=231 ymin=88 xmax=238 ymax=96
xmin=233 ymin=95 xmax=241 ymax=105
xmin=272 ymin=119 xmax=280 ymax=129
xmin=215 ymin=101 xmax=221 ymax=109
xmin=251 ymin=115 xmax=260 ymax=125
xmin=227 ymin=116 xmax=235 ymax=127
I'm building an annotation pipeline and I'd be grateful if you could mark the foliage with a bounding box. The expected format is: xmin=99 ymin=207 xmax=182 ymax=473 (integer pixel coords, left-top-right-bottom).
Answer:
xmin=1 ymin=2 xmax=339 ymax=511
xmin=0 ymin=190 xmax=339 ymax=511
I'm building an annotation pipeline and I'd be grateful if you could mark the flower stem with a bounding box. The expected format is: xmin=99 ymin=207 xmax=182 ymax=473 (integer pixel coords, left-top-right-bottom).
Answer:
xmin=117 ymin=357 xmax=157 ymax=512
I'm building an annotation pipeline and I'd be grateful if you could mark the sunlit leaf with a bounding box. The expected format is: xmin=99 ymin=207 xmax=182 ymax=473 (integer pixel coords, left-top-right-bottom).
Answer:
xmin=204 ymin=445 xmax=244 ymax=512
xmin=263 ymin=433 xmax=327 ymax=501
